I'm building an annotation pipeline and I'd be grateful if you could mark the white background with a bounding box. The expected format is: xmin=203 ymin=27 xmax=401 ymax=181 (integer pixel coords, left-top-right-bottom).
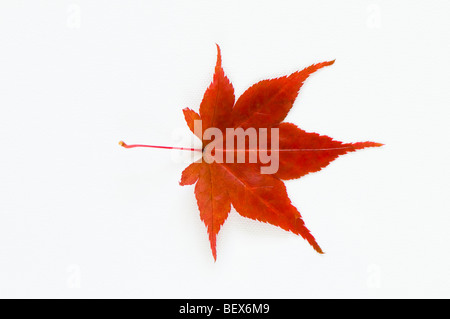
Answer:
xmin=0 ymin=1 xmax=449 ymax=298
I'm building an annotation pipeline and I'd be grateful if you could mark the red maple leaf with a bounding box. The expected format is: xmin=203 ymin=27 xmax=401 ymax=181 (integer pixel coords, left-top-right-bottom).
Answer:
xmin=121 ymin=45 xmax=382 ymax=260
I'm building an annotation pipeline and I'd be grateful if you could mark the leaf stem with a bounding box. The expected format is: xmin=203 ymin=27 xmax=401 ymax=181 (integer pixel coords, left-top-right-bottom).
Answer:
xmin=119 ymin=141 xmax=202 ymax=152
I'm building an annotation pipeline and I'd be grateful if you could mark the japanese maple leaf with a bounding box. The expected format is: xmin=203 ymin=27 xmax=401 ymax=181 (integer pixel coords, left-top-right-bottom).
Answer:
xmin=120 ymin=45 xmax=382 ymax=261
xmin=179 ymin=45 xmax=382 ymax=260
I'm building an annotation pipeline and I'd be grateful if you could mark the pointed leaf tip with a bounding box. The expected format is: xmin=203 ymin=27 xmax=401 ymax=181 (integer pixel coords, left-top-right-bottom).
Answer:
xmin=352 ymin=141 xmax=384 ymax=150
xmin=215 ymin=43 xmax=222 ymax=68
xmin=319 ymin=59 xmax=335 ymax=68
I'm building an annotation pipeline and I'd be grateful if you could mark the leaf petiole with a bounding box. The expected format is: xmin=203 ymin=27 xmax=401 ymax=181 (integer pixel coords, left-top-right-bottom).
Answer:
xmin=119 ymin=141 xmax=202 ymax=152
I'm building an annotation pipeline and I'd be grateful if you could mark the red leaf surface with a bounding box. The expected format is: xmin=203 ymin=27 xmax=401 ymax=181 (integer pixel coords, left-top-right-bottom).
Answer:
xmin=181 ymin=45 xmax=382 ymax=260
